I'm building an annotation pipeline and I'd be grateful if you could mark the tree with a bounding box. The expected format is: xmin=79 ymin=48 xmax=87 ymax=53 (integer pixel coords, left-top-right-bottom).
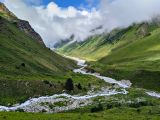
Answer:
xmin=65 ymin=78 xmax=74 ymax=91
xmin=77 ymin=83 xmax=82 ymax=90
xmin=91 ymin=103 xmax=103 ymax=113
xmin=21 ymin=63 xmax=25 ymax=67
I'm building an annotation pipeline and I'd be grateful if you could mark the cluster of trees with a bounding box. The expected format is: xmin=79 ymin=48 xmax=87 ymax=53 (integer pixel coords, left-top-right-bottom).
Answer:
xmin=65 ymin=78 xmax=83 ymax=91
xmin=41 ymin=78 xmax=88 ymax=92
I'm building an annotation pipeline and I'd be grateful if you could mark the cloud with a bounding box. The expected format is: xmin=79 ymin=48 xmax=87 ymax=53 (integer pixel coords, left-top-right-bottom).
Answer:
xmin=3 ymin=0 xmax=160 ymax=47
xmin=100 ymin=0 xmax=160 ymax=28
xmin=4 ymin=0 xmax=103 ymax=47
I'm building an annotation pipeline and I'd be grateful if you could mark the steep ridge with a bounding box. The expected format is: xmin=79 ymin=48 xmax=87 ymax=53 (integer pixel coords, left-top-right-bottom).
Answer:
xmin=0 ymin=11 xmax=76 ymax=78
xmin=0 ymin=3 xmax=77 ymax=105
xmin=0 ymin=2 xmax=45 ymax=46
xmin=16 ymin=20 xmax=45 ymax=46
xmin=0 ymin=3 xmax=17 ymax=20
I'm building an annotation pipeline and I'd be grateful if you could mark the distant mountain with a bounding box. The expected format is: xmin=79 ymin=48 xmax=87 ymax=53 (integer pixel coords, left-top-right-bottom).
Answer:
xmin=54 ymin=34 xmax=75 ymax=48
xmin=56 ymin=17 xmax=160 ymax=91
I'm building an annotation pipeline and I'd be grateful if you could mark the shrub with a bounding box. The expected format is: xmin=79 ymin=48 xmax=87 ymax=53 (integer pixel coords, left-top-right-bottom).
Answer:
xmin=88 ymin=83 xmax=91 ymax=88
xmin=129 ymin=101 xmax=150 ymax=108
xmin=65 ymin=78 xmax=74 ymax=91
xmin=15 ymin=65 xmax=20 ymax=69
xmin=77 ymin=83 xmax=82 ymax=90
xmin=21 ymin=63 xmax=25 ymax=67
xmin=106 ymin=104 xmax=113 ymax=109
xmin=16 ymin=108 xmax=24 ymax=112
xmin=137 ymin=108 xmax=141 ymax=113
xmin=41 ymin=109 xmax=47 ymax=113
xmin=43 ymin=80 xmax=50 ymax=84
xmin=91 ymin=103 xmax=104 ymax=113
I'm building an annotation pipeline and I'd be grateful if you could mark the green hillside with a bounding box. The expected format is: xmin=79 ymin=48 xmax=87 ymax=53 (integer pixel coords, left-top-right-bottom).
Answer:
xmin=57 ymin=23 xmax=150 ymax=61
xmin=0 ymin=4 xmax=78 ymax=105
xmin=1 ymin=3 xmax=160 ymax=119
xmin=0 ymin=16 xmax=76 ymax=80
xmin=57 ymin=20 xmax=160 ymax=92
xmin=0 ymin=3 xmax=111 ymax=106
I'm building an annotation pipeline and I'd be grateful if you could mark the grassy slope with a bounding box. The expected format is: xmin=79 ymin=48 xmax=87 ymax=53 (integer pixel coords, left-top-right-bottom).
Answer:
xmin=0 ymin=16 xmax=107 ymax=106
xmin=57 ymin=22 xmax=160 ymax=92
xmin=0 ymin=17 xmax=76 ymax=79
xmin=0 ymin=16 xmax=73 ymax=105
xmin=91 ymin=26 xmax=160 ymax=92
xmin=0 ymin=5 xmax=159 ymax=119
xmin=57 ymin=27 xmax=133 ymax=61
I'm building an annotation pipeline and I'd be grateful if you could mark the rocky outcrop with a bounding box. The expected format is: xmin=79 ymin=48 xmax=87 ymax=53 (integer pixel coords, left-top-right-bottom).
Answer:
xmin=0 ymin=2 xmax=45 ymax=46
xmin=16 ymin=20 xmax=45 ymax=46
xmin=0 ymin=2 xmax=17 ymax=19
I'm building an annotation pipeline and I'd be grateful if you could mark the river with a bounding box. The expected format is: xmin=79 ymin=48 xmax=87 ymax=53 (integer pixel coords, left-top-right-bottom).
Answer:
xmin=0 ymin=56 xmax=159 ymax=113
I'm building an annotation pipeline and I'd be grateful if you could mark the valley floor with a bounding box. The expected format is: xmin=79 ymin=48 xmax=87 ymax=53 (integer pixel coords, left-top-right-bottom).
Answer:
xmin=0 ymin=57 xmax=160 ymax=120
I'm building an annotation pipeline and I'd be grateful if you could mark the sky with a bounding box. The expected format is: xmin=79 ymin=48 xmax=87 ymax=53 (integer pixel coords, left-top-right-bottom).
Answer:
xmin=43 ymin=0 xmax=100 ymax=9
xmin=1 ymin=0 xmax=160 ymax=47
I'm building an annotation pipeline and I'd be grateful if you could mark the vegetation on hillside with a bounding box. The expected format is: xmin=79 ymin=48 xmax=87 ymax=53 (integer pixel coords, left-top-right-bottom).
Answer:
xmin=57 ymin=17 xmax=160 ymax=92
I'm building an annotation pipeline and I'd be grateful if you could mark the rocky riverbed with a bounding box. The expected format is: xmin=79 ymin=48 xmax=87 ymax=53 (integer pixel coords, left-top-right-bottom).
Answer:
xmin=0 ymin=56 xmax=159 ymax=113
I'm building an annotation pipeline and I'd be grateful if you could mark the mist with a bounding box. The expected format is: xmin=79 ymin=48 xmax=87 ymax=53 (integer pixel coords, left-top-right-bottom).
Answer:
xmin=3 ymin=0 xmax=160 ymax=47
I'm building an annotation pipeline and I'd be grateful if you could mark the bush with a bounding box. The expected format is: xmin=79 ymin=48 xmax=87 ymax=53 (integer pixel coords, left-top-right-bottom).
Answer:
xmin=88 ymin=83 xmax=91 ymax=88
xmin=41 ymin=109 xmax=47 ymax=113
xmin=43 ymin=80 xmax=50 ymax=84
xmin=106 ymin=104 xmax=113 ymax=109
xmin=91 ymin=103 xmax=104 ymax=113
xmin=21 ymin=63 xmax=25 ymax=67
xmin=129 ymin=101 xmax=150 ymax=108
xmin=15 ymin=65 xmax=20 ymax=69
xmin=65 ymin=78 xmax=74 ymax=91
xmin=16 ymin=108 xmax=24 ymax=112
xmin=136 ymin=108 xmax=141 ymax=113
xmin=77 ymin=83 xmax=82 ymax=90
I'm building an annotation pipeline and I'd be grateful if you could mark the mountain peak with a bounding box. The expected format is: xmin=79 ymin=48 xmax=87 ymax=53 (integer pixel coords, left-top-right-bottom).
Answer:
xmin=0 ymin=2 xmax=17 ymax=19
xmin=0 ymin=2 xmax=7 ymax=12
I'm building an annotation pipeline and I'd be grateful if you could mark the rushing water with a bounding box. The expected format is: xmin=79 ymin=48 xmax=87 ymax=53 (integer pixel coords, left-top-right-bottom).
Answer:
xmin=68 ymin=56 xmax=132 ymax=88
xmin=146 ymin=91 xmax=160 ymax=98
xmin=0 ymin=56 xmax=159 ymax=112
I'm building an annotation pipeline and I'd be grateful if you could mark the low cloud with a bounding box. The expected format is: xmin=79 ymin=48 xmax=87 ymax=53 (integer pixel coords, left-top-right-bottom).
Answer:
xmin=4 ymin=0 xmax=160 ymax=47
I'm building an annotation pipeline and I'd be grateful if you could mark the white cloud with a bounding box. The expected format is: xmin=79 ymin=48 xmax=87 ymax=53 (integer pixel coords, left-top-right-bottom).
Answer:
xmin=3 ymin=0 xmax=160 ymax=47
xmin=100 ymin=0 xmax=160 ymax=28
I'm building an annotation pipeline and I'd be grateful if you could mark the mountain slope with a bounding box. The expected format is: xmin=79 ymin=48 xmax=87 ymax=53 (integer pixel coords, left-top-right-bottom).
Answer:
xmin=57 ymin=19 xmax=160 ymax=92
xmin=0 ymin=3 xmax=17 ymax=20
xmin=0 ymin=3 xmax=78 ymax=105
xmin=0 ymin=17 xmax=76 ymax=79
xmin=57 ymin=24 xmax=145 ymax=61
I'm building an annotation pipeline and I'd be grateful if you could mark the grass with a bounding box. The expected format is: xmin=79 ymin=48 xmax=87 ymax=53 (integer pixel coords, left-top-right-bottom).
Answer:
xmin=89 ymin=28 xmax=160 ymax=92
xmin=0 ymin=15 xmax=109 ymax=106
xmin=0 ymin=107 xmax=159 ymax=120
xmin=0 ymin=71 xmax=109 ymax=106
xmin=57 ymin=26 xmax=136 ymax=61
xmin=1 ymin=88 xmax=158 ymax=120
xmin=1 ymin=87 xmax=160 ymax=119
xmin=0 ymin=6 xmax=160 ymax=120
xmin=57 ymin=22 xmax=160 ymax=92
xmin=0 ymin=16 xmax=77 ymax=106
xmin=0 ymin=17 xmax=76 ymax=78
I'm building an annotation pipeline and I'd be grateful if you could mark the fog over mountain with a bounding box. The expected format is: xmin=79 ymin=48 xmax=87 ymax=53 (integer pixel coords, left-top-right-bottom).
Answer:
xmin=3 ymin=0 xmax=160 ymax=47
